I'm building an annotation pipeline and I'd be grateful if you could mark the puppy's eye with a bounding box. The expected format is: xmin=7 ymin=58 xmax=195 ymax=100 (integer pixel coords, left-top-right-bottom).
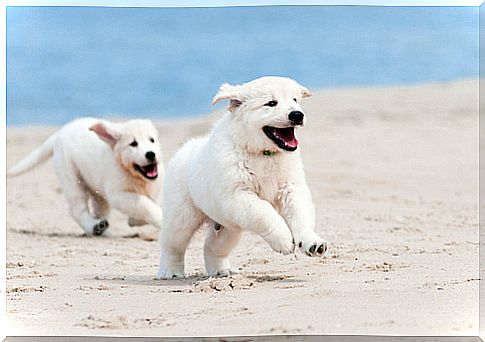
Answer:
xmin=149 ymin=137 xmax=155 ymax=143
xmin=264 ymin=100 xmax=278 ymax=107
xmin=293 ymin=98 xmax=298 ymax=103
xmin=129 ymin=140 xmax=138 ymax=147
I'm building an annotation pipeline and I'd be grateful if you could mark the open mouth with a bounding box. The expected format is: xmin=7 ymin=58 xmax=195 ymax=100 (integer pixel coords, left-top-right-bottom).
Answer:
xmin=262 ymin=126 xmax=299 ymax=151
xmin=134 ymin=162 xmax=158 ymax=180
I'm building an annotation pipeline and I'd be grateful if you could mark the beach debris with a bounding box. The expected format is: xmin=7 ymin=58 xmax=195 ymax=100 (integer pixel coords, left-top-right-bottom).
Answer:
xmin=7 ymin=285 xmax=46 ymax=293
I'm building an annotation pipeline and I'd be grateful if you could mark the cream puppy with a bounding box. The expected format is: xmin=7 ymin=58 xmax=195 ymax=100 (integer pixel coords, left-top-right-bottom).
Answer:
xmin=158 ymin=76 xmax=327 ymax=279
xmin=7 ymin=117 xmax=163 ymax=236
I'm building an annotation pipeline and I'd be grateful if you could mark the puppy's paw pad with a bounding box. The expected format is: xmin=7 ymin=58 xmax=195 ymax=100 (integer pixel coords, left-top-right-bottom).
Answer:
xmin=301 ymin=238 xmax=328 ymax=257
xmin=317 ymin=243 xmax=327 ymax=254
xmin=93 ymin=219 xmax=109 ymax=236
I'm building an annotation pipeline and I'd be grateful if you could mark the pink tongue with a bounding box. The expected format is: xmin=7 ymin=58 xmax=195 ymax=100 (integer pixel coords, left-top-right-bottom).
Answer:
xmin=286 ymin=136 xmax=299 ymax=148
xmin=147 ymin=164 xmax=157 ymax=177
xmin=276 ymin=128 xmax=299 ymax=148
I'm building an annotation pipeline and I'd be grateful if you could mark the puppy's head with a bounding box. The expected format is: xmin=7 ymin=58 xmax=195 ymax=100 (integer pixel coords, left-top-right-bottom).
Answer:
xmin=89 ymin=119 xmax=162 ymax=181
xmin=212 ymin=76 xmax=311 ymax=153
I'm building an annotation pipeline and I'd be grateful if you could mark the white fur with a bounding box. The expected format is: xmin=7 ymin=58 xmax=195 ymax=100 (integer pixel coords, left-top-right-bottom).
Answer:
xmin=8 ymin=117 xmax=164 ymax=236
xmin=158 ymin=76 xmax=327 ymax=279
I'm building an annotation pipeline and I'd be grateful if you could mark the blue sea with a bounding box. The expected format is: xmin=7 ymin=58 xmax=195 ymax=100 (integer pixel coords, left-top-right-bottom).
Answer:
xmin=7 ymin=5 xmax=478 ymax=125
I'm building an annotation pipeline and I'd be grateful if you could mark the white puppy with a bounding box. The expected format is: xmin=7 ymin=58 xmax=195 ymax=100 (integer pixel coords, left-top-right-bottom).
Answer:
xmin=158 ymin=76 xmax=327 ymax=279
xmin=7 ymin=117 xmax=163 ymax=236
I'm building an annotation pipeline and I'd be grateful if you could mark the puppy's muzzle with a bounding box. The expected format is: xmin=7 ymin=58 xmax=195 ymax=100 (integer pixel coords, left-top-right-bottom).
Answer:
xmin=288 ymin=111 xmax=304 ymax=126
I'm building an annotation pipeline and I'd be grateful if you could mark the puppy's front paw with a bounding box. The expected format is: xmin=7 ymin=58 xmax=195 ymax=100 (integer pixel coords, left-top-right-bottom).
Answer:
xmin=298 ymin=233 xmax=328 ymax=257
xmin=264 ymin=228 xmax=295 ymax=255
xmin=93 ymin=219 xmax=109 ymax=236
xmin=156 ymin=268 xmax=185 ymax=280
xmin=208 ymin=268 xmax=238 ymax=278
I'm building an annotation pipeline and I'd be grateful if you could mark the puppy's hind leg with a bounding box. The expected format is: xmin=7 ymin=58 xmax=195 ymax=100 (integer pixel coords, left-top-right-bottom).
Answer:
xmin=64 ymin=182 xmax=109 ymax=235
xmin=157 ymin=203 xmax=205 ymax=279
xmin=91 ymin=194 xmax=110 ymax=219
xmin=89 ymin=192 xmax=112 ymax=236
xmin=54 ymin=155 xmax=108 ymax=236
xmin=204 ymin=223 xmax=241 ymax=277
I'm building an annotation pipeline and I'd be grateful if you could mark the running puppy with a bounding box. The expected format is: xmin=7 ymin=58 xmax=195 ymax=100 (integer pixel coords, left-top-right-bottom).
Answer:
xmin=158 ymin=76 xmax=327 ymax=279
xmin=7 ymin=117 xmax=163 ymax=236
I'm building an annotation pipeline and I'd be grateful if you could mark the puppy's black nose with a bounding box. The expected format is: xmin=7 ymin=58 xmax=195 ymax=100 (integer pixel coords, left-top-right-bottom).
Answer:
xmin=288 ymin=111 xmax=304 ymax=126
xmin=145 ymin=151 xmax=156 ymax=161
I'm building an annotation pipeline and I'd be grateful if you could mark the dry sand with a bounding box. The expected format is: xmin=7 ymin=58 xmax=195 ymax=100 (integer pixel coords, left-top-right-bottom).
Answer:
xmin=5 ymin=79 xmax=479 ymax=336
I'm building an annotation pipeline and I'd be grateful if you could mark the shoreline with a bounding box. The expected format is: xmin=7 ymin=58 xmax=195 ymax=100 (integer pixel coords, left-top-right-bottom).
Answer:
xmin=6 ymin=77 xmax=477 ymax=129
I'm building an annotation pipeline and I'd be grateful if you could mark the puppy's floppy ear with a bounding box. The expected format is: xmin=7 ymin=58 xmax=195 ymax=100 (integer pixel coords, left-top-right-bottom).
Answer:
xmin=211 ymin=83 xmax=244 ymax=112
xmin=89 ymin=121 xmax=120 ymax=147
xmin=301 ymin=86 xmax=312 ymax=98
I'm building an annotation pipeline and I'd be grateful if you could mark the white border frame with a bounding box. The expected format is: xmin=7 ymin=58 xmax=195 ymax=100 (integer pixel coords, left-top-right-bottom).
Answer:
xmin=1 ymin=1 xmax=481 ymax=340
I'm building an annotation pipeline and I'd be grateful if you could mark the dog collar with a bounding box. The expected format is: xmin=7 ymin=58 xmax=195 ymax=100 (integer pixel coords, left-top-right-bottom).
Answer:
xmin=263 ymin=150 xmax=277 ymax=156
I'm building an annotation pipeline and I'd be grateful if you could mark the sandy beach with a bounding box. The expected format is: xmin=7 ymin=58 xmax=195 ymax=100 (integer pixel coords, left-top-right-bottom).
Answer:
xmin=5 ymin=79 xmax=479 ymax=336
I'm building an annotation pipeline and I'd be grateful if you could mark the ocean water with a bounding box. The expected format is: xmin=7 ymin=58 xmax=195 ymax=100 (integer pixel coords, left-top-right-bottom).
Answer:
xmin=7 ymin=5 xmax=478 ymax=125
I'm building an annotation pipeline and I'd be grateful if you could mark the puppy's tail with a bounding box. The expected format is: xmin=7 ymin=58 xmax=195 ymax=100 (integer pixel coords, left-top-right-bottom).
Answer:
xmin=7 ymin=133 xmax=57 ymax=177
